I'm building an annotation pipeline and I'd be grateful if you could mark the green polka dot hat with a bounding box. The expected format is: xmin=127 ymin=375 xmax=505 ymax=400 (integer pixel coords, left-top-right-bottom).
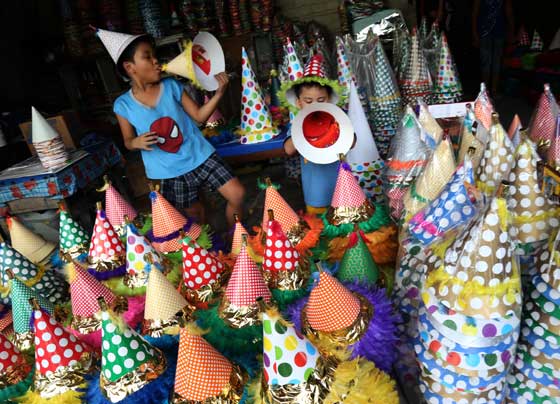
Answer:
xmin=10 ymin=277 xmax=54 ymax=335
xmin=59 ymin=207 xmax=88 ymax=257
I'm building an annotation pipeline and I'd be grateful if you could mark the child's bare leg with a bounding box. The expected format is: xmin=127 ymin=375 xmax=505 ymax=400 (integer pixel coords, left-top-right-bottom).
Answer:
xmin=184 ymin=200 xmax=206 ymax=224
xmin=217 ymin=178 xmax=245 ymax=228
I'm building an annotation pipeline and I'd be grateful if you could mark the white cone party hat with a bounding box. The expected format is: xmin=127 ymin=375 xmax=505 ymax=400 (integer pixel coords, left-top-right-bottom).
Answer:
xmin=95 ymin=27 xmax=144 ymax=64
xmin=31 ymin=107 xmax=59 ymax=143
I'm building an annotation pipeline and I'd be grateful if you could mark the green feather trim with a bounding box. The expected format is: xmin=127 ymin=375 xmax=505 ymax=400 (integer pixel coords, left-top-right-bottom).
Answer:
xmin=196 ymin=225 xmax=213 ymax=251
xmin=320 ymin=203 xmax=391 ymax=239
xmin=165 ymin=265 xmax=182 ymax=287
xmin=271 ymin=288 xmax=308 ymax=312
xmin=257 ymin=178 xmax=280 ymax=191
xmin=138 ymin=215 xmax=153 ymax=236
xmin=103 ymin=277 xmax=146 ymax=297
xmin=278 ymin=76 xmax=348 ymax=114
xmin=194 ymin=302 xmax=262 ymax=359
xmin=309 ymin=238 xmax=330 ymax=261
xmin=0 ymin=368 xmax=34 ymax=402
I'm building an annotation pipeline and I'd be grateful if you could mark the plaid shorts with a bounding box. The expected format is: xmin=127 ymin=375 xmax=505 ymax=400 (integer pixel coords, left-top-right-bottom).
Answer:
xmin=160 ymin=153 xmax=234 ymax=208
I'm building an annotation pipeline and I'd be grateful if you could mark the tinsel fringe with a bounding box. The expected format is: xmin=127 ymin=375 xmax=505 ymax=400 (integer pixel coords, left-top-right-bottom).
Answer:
xmin=320 ymin=204 xmax=391 ymax=239
xmin=296 ymin=214 xmax=324 ymax=254
xmin=326 ymin=226 xmax=398 ymax=265
xmin=0 ymin=369 xmax=33 ymax=402
xmin=16 ymin=384 xmax=86 ymax=404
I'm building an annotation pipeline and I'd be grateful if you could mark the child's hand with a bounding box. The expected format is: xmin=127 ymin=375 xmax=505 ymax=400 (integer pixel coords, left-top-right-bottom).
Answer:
xmin=132 ymin=132 xmax=158 ymax=151
xmin=215 ymin=72 xmax=230 ymax=95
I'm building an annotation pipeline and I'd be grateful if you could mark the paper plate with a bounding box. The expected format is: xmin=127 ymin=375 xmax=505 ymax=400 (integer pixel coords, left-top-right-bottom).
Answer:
xmin=192 ymin=32 xmax=225 ymax=91
xmin=291 ymin=103 xmax=354 ymax=164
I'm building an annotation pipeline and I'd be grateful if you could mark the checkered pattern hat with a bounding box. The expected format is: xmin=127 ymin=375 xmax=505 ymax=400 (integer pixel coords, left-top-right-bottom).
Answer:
xmin=331 ymin=164 xmax=367 ymax=208
xmin=231 ymin=216 xmax=249 ymax=258
xmin=531 ymin=30 xmax=544 ymax=51
xmin=474 ymin=82 xmax=495 ymax=131
xmin=262 ymin=186 xmax=299 ymax=234
xmin=518 ymin=26 xmax=530 ymax=47
xmin=529 ymin=84 xmax=559 ymax=148
xmin=105 ymin=184 xmax=137 ymax=230
xmin=69 ymin=263 xmax=116 ymax=318
xmin=10 ymin=277 xmax=55 ymax=334
xmin=145 ymin=267 xmax=188 ymax=321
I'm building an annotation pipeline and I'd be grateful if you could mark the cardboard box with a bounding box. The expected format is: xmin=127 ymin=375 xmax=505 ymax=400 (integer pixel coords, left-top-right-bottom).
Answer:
xmin=19 ymin=111 xmax=82 ymax=155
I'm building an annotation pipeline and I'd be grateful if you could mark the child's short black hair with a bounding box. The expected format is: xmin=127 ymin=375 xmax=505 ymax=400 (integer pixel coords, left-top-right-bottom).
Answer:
xmin=116 ymin=35 xmax=154 ymax=78
xmin=293 ymin=82 xmax=333 ymax=98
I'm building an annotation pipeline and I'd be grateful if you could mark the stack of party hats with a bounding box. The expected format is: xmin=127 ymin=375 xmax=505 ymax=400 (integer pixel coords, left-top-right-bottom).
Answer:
xmin=59 ymin=203 xmax=89 ymax=260
xmin=417 ymin=196 xmax=521 ymax=403
xmin=529 ymin=84 xmax=559 ymax=154
xmin=476 ymin=113 xmax=515 ymax=196
xmin=87 ymin=202 xmax=126 ymax=280
xmin=432 ymin=32 xmax=463 ymax=104
xmin=474 ymin=83 xmax=495 ymax=131
xmin=506 ymin=230 xmax=560 ymax=402
xmin=0 ymin=332 xmax=33 ymax=402
xmin=531 ymin=29 xmax=544 ymax=51
xmin=335 ymin=36 xmax=355 ymax=105
xmin=345 ymin=81 xmax=384 ymax=202
xmin=423 ymin=22 xmax=441 ymax=80
xmin=398 ymin=28 xmax=432 ymax=105
xmin=283 ymin=38 xmax=304 ymax=83
xmin=31 ymin=107 xmax=69 ymax=171
xmin=6 ymin=215 xmax=56 ymax=265
xmin=417 ymin=101 xmax=443 ymax=146
xmin=237 ymin=47 xmax=279 ymax=144
xmin=98 ymin=176 xmax=137 ymax=236
xmin=384 ymin=107 xmax=432 ymax=220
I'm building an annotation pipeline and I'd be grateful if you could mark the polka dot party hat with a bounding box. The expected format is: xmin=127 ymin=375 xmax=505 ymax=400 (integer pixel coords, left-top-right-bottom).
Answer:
xmin=284 ymin=37 xmax=304 ymax=82
xmin=150 ymin=190 xmax=202 ymax=253
xmin=6 ymin=216 xmax=56 ymax=265
xmin=261 ymin=180 xmax=300 ymax=234
xmin=29 ymin=304 xmax=93 ymax=398
xmin=531 ymin=29 xmax=544 ymax=51
xmin=124 ymin=221 xmax=162 ymax=288
xmin=528 ymin=84 xmax=559 ymax=152
xmin=59 ymin=204 xmax=88 ymax=259
xmin=476 ymin=113 xmax=515 ymax=196
xmin=398 ymin=28 xmax=432 ymax=105
xmin=173 ymin=327 xmax=247 ymax=402
xmin=263 ymin=211 xmax=300 ymax=273
xmin=0 ymin=331 xmax=32 ymax=402
xmin=508 ymin=139 xmax=559 ymax=244
xmin=262 ymin=303 xmax=320 ymax=388
xmin=432 ymin=32 xmax=463 ymax=104
xmin=87 ymin=202 xmax=126 ymax=280
xmin=337 ymin=231 xmax=379 ymax=285
xmin=533 ymin=226 xmax=560 ymax=295
xmin=335 ymin=36 xmax=355 ymax=103
xmin=182 ymin=236 xmax=224 ymax=293
xmin=238 ymin=47 xmax=279 ymax=145
xmin=474 ymin=82 xmax=495 ymax=131
xmin=425 ymin=196 xmax=522 ymax=320
xmin=99 ymin=298 xmax=166 ymax=401
xmin=306 ymin=271 xmax=360 ymax=333
xmin=101 ymin=178 xmax=138 ymax=235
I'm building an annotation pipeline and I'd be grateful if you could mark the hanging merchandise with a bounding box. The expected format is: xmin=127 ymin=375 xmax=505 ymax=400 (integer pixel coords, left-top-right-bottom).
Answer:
xmin=517 ymin=26 xmax=530 ymax=47
xmin=418 ymin=16 xmax=428 ymax=42
xmin=528 ymin=83 xmax=559 ymax=155
xmin=31 ymin=107 xmax=69 ymax=170
xmin=432 ymin=32 xmax=463 ymax=104
xmin=393 ymin=26 xmax=410 ymax=77
xmin=473 ymin=82 xmax=495 ymax=131
xmin=124 ymin=0 xmax=145 ymax=35
xmin=138 ymin=0 xmax=166 ymax=38
xmin=238 ymin=0 xmax=252 ymax=33
xmin=335 ymin=36 xmax=355 ymax=106
xmin=215 ymin=0 xmax=231 ymax=37
xmin=179 ymin=0 xmax=198 ymax=36
xmin=422 ymin=22 xmax=441 ymax=81
xmin=531 ymin=29 xmax=544 ymax=51
xmin=399 ymin=28 xmax=432 ymax=105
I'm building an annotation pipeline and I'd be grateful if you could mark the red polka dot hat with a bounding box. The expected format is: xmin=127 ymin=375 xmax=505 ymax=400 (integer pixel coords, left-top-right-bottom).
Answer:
xmin=0 ymin=332 xmax=32 ymax=402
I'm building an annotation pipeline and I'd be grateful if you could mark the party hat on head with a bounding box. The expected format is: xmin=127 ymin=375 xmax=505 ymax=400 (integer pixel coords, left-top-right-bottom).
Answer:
xmin=124 ymin=220 xmax=162 ymax=288
xmin=433 ymin=32 xmax=463 ymax=104
xmin=87 ymin=202 xmax=126 ymax=280
xmin=237 ymin=47 xmax=279 ymax=144
xmin=231 ymin=214 xmax=249 ymax=258
xmin=59 ymin=204 xmax=89 ymax=259
xmin=25 ymin=303 xmax=93 ymax=401
xmin=98 ymin=176 xmax=137 ymax=235
xmin=6 ymin=215 xmax=56 ymax=265
xmin=474 ymin=83 xmax=494 ymax=131
xmin=528 ymin=83 xmax=559 ymax=151
xmin=144 ymin=266 xmax=193 ymax=337
xmin=173 ymin=327 xmax=248 ymax=402
xmin=476 ymin=113 xmax=515 ymax=195
xmin=531 ymin=29 xmax=544 ymax=51
xmin=31 ymin=107 xmax=60 ymax=143
xmin=95 ymin=27 xmax=145 ymax=64
xmin=149 ymin=189 xmax=202 ymax=253
xmin=284 ymin=37 xmax=304 ymax=82
xmin=398 ymin=28 xmax=432 ymax=105
xmin=98 ymin=298 xmax=167 ymax=402
xmin=0 ymin=332 xmax=32 ymax=403
xmin=335 ymin=36 xmax=354 ymax=102
xmin=345 ymin=81 xmax=384 ymax=201
xmin=518 ymin=26 xmax=530 ymax=47
xmin=337 ymin=230 xmax=379 ymax=285
xmin=550 ymin=27 xmax=560 ymax=50
xmin=508 ymin=138 xmax=558 ymax=244
xmin=403 ymin=137 xmax=456 ymax=220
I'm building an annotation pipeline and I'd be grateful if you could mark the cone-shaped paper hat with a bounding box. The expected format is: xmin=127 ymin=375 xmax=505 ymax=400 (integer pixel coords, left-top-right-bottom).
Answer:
xmin=550 ymin=28 xmax=560 ymax=50
xmin=204 ymin=95 xmax=225 ymax=128
xmin=6 ymin=216 xmax=56 ymax=264
xmin=458 ymin=121 xmax=485 ymax=173
xmin=398 ymin=29 xmax=432 ymax=105
xmin=124 ymin=222 xmax=162 ymax=288
xmin=518 ymin=26 xmax=530 ymax=47
xmin=548 ymin=116 xmax=560 ymax=170
xmin=346 ymin=82 xmax=380 ymax=165
xmin=0 ymin=331 xmax=31 ymax=391
xmin=262 ymin=306 xmax=320 ymax=386
xmin=331 ymin=163 xmax=367 ymax=209
xmin=418 ymin=101 xmax=443 ymax=145
xmin=425 ymin=197 xmax=521 ymax=319
xmin=508 ymin=114 xmax=522 ymax=141
xmin=174 ymin=328 xmax=241 ymax=401
xmin=337 ymin=231 xmax=379 ymax=284
xmin=476 ymin=113 xmax=515 ymax=195
xmin=433 ymin=32 xmax=463 ymax=104
xmin=225 ymin=245 xmax=271 ymax=307
xmin=145 ymin=267 xmax=189 ymax=322
xmin=104 ymin=182 xmax=137 ymax=231
xmin=529 ymin=84 xmax=559 ymax=149
xmin=10 ymin=277 xmax=54 ymax=335
xmin=306 ymin=271 xmax=360 ymax=332
xmin=87 ymin=203 xmax=126 ymax=279
xmin=531 ymin=29 xmax=544 ymax=51
xmin=335 ymin=36 xmax=355 ymax=100
xmin=535 ymin=230 xmax=560 ymax=294
xmin=95 ymin=27 xmax=143 ymax=64
xmin=182 ymin=236 xmax=224 ymax=290
xmin=403 ymin=137 xmax=456 ymax=219
xmin=68 ymin=262 xmax=116 ymax=319
xmin=59 ymin=206 xmax=89 ymax=257
xmin=419 ymin=17 xmax=428 ymax=41
xmin=474 ymin=83 xmax=494 ymax=131
xmin=238 ymin=47 xmax=279 ymax=144
xmin=263 ymin=214 xmax=300 ymax=272
xmin=262 ymin=183 xmax=299 ymax=234
xmin=231 ymin=215 xmax=249 ymax=258
xmin=284 ymin=38 xmax=304 ymax=82
xmin=31 ymin=107 xmax=60 ymax=143
xmin=508 ymin=138 xmax=558 ymax=244
xmin=150 ymin=190 xmax=202 ymax=252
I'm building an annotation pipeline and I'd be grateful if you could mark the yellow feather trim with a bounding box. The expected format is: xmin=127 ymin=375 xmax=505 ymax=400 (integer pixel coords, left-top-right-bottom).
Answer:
xmin=65 ymin=262 xmax=77 ymax=284
xmin=247 ymin=376 xmax=266 ymax=404
xmin=512 ymin=207 xmax=560 ymax=224
xmin=16 ymin=385 xmax=86 ymax=404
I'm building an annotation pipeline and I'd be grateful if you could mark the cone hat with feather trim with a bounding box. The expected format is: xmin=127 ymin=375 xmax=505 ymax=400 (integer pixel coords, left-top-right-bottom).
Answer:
xmin=93 ymin=297 xmax=169 ymax=403
xmin=172 ymin=326 xmax=248 ymax=403
xmin=143 ymin=266 xmax=194 ymax=337
xmin=531 ymin=29 xmax=544 ymax=51
xmin=98 ymin=176 xmax=138 ymax=237
xmin=237 ymin=47 xmax=279 ymax=144
xmin=508 ymin=138 xmax=559 ymax=245
xmin=148 ymin=189 xmax=202 ymax=253
xmin=6 ymin=216 xmax=56 ymax=265
xmin=21 ymin=301 xmax=94 ymax=403
xmin=88 ymin=202 xmax=126 ymax=281
xmin=476 ymin=113 xmax=515 ymax=196
xmin=0 ymin=332 xmax=33 ymax=403
xmin=337 ymin=230 xmax=379 ymax=285
xmin=181 ymin=235 xmax=227 ymax=306
xmin=474 ymin=83 xmax=495 ymax=131
xmin=289 ymin=268 xmax=399 ymax=373
xmin=123 ymin=219 xmax=164 ymax=289
xmin=59 ymin=204 xmax=89 ymax=260
xmin=529 ymin=84 xmax=559 ymax=153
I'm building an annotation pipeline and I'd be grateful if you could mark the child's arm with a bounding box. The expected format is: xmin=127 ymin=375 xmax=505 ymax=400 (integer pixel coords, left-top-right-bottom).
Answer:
xmin=180 ymin=72 xmax=229 ymax=124
xmin=116 ymin=114 xmax=158 ymax=151
xmin=283 ymin=137 xmax=298 ymax=156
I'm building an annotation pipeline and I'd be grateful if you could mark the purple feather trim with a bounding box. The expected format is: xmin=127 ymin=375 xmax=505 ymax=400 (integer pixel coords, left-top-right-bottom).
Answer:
xmin=210 ymin=232 xmax=226 ymax=253
xmin=149 ymin=191 xmax=157 ymax=202
xmin=0 ymin=305 xmax=10 ymax=319
xmin=286 ymin=296 xmax=309 ymax=334
xmin=99 ymin=210 xmax=106 ymax=219
xmin=88 ymin=263 xmax=127 ymax=280
xmin=146 ymin=221 xmax=193 ymax=243
xmin=340 ymin=162 xmax=352 ymax=171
